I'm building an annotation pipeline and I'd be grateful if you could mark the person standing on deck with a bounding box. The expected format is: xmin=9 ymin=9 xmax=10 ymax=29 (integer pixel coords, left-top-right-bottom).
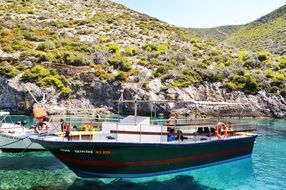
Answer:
xmin=60 ymin=119 xmax=66 ymax=132
xmin=167 ymin=114 xmax=177 ymax=133
xmin=64 ymin=123 xmax=71 ymax=140
xmin=167 ymin=114 xmax=177 ymax=126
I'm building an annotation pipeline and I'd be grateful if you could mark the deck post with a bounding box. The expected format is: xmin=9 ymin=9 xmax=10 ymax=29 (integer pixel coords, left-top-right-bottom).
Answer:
xmin=134 ymin=101 xmax=137 ymax=124
xmin=116 ymin=123 xmax=118 ymax=142
xmin=195 ymin=104 xmax=197 ymax=142
xmin=89 ymin=128 xmax=91 ymax=142
xmin=139 ymin=124 xmax=142 ymax=143
xmin=150 ymin=102 xmax=153 ymax=122
xmin=160 ymin=125 xmax=163 ymax=142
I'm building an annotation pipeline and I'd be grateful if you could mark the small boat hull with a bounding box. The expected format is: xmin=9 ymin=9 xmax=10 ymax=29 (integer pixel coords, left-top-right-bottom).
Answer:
xmin=30 ymin=135 xmax=257 ymax=178
xmin=0 ymin=133 xmax=44 ymax=152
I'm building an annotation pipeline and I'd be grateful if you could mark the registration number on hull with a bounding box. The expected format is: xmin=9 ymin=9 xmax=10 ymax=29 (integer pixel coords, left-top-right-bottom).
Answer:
xmin=60 ymin=148 xmax=111 ymax=155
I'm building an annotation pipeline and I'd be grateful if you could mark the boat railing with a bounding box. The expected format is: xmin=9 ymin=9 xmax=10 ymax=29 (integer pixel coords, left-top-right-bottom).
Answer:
xmin=45 ymin=115 xmax=121 ymax=133
xmin=107 ymin=123 xmax=257 ymax=143
xmin=48 ymin=115 xmax=120 ymax=122
xmin=45 ymin=117 xmax=258 ymax=143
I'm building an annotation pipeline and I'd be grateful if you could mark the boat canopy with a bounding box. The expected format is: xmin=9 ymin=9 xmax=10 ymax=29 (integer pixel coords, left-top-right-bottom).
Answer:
xmin=119 ymin=115 xmax=150 ymax=125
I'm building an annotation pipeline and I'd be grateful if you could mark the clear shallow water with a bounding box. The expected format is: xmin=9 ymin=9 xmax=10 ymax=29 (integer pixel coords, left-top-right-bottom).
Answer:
xmin=1 ymin=117 xmax=286 ymax=190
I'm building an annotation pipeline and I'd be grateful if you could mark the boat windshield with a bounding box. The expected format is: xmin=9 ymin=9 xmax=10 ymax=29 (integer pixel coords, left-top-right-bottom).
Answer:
xmin=0 ymin=112 xmax=11 ymax=123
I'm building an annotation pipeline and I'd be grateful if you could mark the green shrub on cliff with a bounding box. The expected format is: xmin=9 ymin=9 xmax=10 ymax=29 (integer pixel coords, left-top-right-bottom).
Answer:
xmin=60 ymin=86 xmax=72 ymax=96
xmin=22 ymin=65 xmax=71 ymax=95
xmin=156 ymin=44 xmax=169 ymax=54
xmin=36 ymin=42 xmax=52 ymax=51
xmin=227 ymin=72 xmax=261 ymax=94
xmin=269 ymin=72 xmax=286 ymax=90
xmin=258 ymin=51 xmax=272 ymax=62
xmin=0 ymin=61 xmax=20 ymax=78
xmin=114 ymin=71 xmax=128 ymax=82
xmin=62 ymin=52 xmax=89 ymax=66
xmin=22 ymin=29 xmax=55 ymax=42
xmin=202 ymin=71 xmax=223 ymax=83
xmin=172 ymin=80 xmax=193 ymax=87
xmin=22 ymin=65 xmax=50 ymax=81
xmin=226 ymin=82 xmax=243 ymax=91
xmin=265 ymin=68 xmax=274 ymax=78
xmin=108 ymin=55 xmax=132 ymax=71
xmin=143 ymin=44 xmax=157 ymax=52
xmin=238 ymin=50 xmax=251 ymax=64
xmin=154 ymin=65 xmax=171 ymax=77
xmin=98 ymin=35 xmax=109 ymax=43
xmin=243 ymin=73 xmax=261 ymax=94
xmin=243 ymin=59 xmax=256 ymax=69
xmin=108 ymin=44 xmax=121 ymax=54
xmin=124 ymin=46 xmax=138 ymax=56
xmin=279 ymin=56 xmax=286 ymax=69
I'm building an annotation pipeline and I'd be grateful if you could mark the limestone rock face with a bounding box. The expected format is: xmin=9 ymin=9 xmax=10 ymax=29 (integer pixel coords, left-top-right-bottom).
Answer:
xmin=0 ymin=77 xmax=285 ymax=118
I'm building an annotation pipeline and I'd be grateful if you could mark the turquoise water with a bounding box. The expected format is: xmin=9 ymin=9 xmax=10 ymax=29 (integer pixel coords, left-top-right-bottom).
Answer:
xmin=1 ymin=117 xmax=286 ymax=189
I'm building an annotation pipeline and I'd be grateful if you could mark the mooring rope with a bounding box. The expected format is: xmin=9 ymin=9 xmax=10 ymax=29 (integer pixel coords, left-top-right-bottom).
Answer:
xmin=20 ymin=141 xmax=34 ymax=154
xmin=0 ymin=136 xmax=30 ymax=148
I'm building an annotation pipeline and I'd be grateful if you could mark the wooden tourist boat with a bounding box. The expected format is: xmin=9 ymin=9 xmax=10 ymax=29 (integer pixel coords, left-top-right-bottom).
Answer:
xmin=29 ymin=100 xmax=257 ymax=178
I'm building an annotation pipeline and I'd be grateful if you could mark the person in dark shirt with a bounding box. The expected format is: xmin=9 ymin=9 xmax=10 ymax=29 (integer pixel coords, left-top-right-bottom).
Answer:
xmin=60 ymin=119 xmax=66 ymax=132
xmin=175 ymin=130 xmax=187 ymax=141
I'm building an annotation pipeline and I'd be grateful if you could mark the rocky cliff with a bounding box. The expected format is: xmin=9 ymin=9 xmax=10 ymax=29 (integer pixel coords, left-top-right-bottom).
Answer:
xmin=1 ymin=76 xmax=285 ymax=118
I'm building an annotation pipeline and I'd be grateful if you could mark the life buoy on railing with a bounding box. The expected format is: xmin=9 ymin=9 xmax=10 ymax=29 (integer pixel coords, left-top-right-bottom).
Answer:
xmin=215 ymin=122 xmax=226 ymax=139
xmin=34 ymin=117 xmax=49 ymax=134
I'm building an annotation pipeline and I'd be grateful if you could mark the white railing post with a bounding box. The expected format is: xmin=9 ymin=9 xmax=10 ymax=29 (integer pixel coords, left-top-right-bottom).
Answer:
xmin=234 ymin=123 xmax=236 ymax=138
xmin=139 ymin=124 xmax=142 ymax=143
xmin=116 ymin=123 xmax=118 ymax=142
xmin=89 ymin=128 xmax=92 ymax=142
xmin=209 ymin=127 xmax=211 ymax=141
xmin=195 ymin=125 xmax=197 ymax=143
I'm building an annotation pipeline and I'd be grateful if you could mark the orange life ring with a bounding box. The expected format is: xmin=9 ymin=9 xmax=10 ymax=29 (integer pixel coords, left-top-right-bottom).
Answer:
xmin=215 ymin=122 xmax=226 ymax=139
xmin=34 ymin=120 xmax=49 ymax=134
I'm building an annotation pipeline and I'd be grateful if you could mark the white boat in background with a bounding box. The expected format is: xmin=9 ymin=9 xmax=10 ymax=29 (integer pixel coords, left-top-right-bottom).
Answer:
xmin=0 ymin=112 xmax=44 ymax=152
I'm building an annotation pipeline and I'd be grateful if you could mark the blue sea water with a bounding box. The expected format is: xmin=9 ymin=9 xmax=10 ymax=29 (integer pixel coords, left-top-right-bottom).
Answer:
xmin=1 ymin=117 xmax=286 ymax=190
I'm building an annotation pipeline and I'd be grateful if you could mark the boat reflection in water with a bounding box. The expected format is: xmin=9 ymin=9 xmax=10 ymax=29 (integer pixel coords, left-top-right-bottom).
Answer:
xmin=67 ymin=158 xmax=255 ymax=189
xmin=67 ymin=175 xmax=210 ymax=190
xmin=30 ymin=100 xmax=258 ymax=178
